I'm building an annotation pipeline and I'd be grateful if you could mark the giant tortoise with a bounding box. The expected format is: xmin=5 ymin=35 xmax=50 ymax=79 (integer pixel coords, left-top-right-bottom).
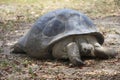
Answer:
xmin=12 ymin=9 xmax=118 ymax=66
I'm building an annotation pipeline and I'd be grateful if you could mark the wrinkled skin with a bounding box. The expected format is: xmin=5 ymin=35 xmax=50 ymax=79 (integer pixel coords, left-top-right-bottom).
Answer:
xmin=52 ymin=35 xmax=118 ymax=66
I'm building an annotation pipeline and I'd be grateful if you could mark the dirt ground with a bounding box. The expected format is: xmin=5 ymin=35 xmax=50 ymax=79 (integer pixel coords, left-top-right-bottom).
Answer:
xmin=0 ymin=0 xmax=120 ymax=79
xmin=0 ymin=13 xmax=120 ymax=80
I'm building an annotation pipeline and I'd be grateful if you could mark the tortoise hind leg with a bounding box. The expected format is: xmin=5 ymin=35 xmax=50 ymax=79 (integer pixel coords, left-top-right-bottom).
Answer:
xmin=11 ymin=43 xmax=26 ymax=54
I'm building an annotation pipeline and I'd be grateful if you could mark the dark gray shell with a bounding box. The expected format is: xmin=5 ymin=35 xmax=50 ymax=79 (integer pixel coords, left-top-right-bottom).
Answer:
xmin=17 ymin=9 xmax=104 ymax=58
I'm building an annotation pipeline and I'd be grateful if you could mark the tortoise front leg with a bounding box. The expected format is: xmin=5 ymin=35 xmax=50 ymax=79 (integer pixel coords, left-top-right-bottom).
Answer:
xmin=67 ymin=42 xmax=85 ymax=66
xmin=94 ymin=43 xmax=118 ymax=59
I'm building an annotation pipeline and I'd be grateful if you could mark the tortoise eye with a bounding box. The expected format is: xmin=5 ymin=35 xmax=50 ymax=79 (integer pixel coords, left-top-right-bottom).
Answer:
xmin=43 ymin=20 xmax=65 ymax=37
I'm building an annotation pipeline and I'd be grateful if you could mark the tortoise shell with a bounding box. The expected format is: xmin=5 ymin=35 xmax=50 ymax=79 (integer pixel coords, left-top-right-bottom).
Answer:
xmin=16 ymin=9 xmax=104 ymax=58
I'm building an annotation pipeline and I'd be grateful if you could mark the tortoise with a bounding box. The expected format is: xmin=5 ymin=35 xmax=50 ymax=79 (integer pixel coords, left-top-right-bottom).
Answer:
xmin=12 ymin=9 xmax=118 ymax=66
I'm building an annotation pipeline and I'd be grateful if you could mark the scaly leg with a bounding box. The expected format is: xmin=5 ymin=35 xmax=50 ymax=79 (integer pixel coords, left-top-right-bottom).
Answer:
xmin=67 ymin=42 xmax=85 ymax=66
xmin=94 ymin=43 xmax=118 ymax=59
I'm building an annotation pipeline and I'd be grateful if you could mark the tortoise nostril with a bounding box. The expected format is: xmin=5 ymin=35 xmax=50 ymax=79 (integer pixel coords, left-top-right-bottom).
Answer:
xmin=83 ymin=48 xmax=87 ymax=53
